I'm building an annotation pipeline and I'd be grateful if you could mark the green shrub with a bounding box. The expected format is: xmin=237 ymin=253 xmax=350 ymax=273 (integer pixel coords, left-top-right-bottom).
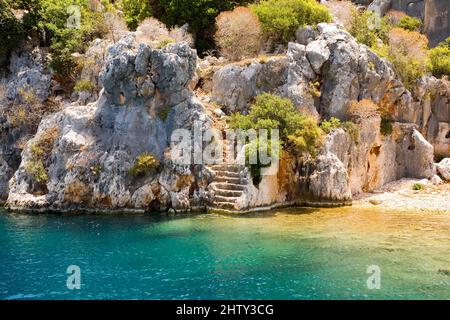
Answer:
xmin=429 ymin=37 xmax=450 ymax=78
xmin=120 ymin=0 xmax=152 ymax=30
xmin=229 ymin=93 xmax=323 ymax=156
xmin=250 ymin=0 xmax=331 ymax=44
xmin=349 ymin=9 xmax=390 ymax=48
xmin=320 ymin=117 xmax=360 ymax=143
xmin=25 ymin=160 xmax=48 ymax=183
xmin=155 ymin=36 xmax=175 ymax=49
xmin=412 ymin=183 xmax=424 ymax=191
xmin=33 ymin=0 xmax=109 ymax=77
xmin=320 ymin=117 xmax=341 ymax=134
xmin=341 ymin=121 xmax=360 ymax=143
xmin=25 ymin=126 xmax=59 ymax=183
xmin=397 ymin=15 xmax=422 ymax=32
xmin=158 ymin=0 xmax=236 ymax=53
xmin=157 ymin=105 xmax=171 ymax=120
xmin=0 ymin=0 xmax=24 ymax=67
xmin=74 ymin=79 xmax=96 ymax=92
xmin=385 ymin=28 xmax=431 ymax=90
xmin=244 ymin=137 xmax=281 ymax=182
xmin=380 ymin=117 xmax=393 ymax=136
xmin=129 ymin=153 xmax=160 ymax=177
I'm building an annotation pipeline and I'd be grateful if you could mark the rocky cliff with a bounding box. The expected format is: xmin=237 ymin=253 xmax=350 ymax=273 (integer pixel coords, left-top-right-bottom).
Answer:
xmin=366 ymin=0 xmax=449 ymax=47
xmin=1 ymin=24 xmax=449 ymax=212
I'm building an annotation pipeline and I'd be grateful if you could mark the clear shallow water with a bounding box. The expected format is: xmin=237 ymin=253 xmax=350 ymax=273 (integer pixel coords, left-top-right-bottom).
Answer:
xmin=0 ymin=207 xmax=449 ymax=300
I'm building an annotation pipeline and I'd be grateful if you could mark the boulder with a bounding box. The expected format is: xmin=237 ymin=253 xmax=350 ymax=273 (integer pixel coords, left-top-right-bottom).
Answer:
xmin=436 ymin=158 xmax=450 ymax=181
xmin=368 ymin=0 xmax=392 ymax=16
xmin=295 ymin=26 xmax=318 ymax=45
xmin=306 ymin=40 xmax=330 ymax=74
xmin=309 ymin=152 xmax=352 ymax=203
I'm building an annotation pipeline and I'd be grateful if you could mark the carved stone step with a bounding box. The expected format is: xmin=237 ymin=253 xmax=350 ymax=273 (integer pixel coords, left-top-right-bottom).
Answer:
xmin=210 ymin=164 xmax=243 ymax=173
xmin=214 ymin=176 xmax=245 ymax=184
xmin=213 ymin=189 xmax=244 ymax=197
xmin=215 ymin=170 xmax=241 ymax=178
xmin=211 ymin=183 xmax=246 ymax=191
xmin=212 ymin=201 xmax=239 ymax=210
xmin=214 ymin=195 xmax=241 ymax=203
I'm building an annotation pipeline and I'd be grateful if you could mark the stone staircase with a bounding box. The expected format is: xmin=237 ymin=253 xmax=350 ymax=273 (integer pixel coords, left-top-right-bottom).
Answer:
xmin=208 ymin=163 xmax=248 ymax=212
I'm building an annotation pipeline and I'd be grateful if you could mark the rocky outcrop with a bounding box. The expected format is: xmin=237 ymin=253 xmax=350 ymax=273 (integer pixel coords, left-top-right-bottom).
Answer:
xmin=7 ymin=34 xmax=213 ymax=212
xmin=2 ymin=46 xmax=53 ymax=103
xmin=212 ymin=23 xmax=407 ymax=120
xmin=2 ymin=23 xmax=448 ymax=212
xmin=365 ymin=0 xmax=450 ymax=47
xmin=413 ymin=76 xmax=450 ymax=158
xmin=73 ymin=39 xmax=111 ymax=104
xmin=423 ymin=0 xmax=450 ymax=47
xmin=211 ymin=56 xmax=289 ymax=113
xmin=0 ymin=46 xmax=54 ymax=200
xmin=210 ymin=23 xmax=441 ymax=205
xmin=436 ymin=158 xmax=450 ymax=180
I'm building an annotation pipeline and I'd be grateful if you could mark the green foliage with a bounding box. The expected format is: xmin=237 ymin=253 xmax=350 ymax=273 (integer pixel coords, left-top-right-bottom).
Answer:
xmin=25 ymin=160 xmax=48 ymax=183
xmin=250 ymin=0 xmax=331 ymax=44
xmin=429 ymin=37 xmax=450 ymax=78
xmin=341 ymin=121 xmax=360 ymax=143
xmin=349 ymin=9 xmax=390 ymax=47
xmin=32 ymin=0 xmax=109 ymax=76
xmin=397 ymin=16 xmax=422 ymax=32
xmin=229 ymin=93 xmax=323 ymax=156
xmin=320 ymin=117 xmax=360 ymax=143
xmin=320 ymin=117 xmax=341 ymax=134
xmin=26 ymin=127 xmax=59 ymax=184
xmin=74 ymin=79 xmax=96 ymax=92
xmin=155 ymin=36 xmax=175 ymax=49
xmin=129 ymin=153 xmax=160 ymax=177
xmin=244 ymin=137 xmax=280 ymax=182
xmin=157 ymin=105 xmax=171 ymax=120
xmin=412 ymin=183 xmax=424 ymax=191
xmin=385 ymin=28 xmax=431 ymax=90
xmin=308 ymin=80 xmax=321 ymax=97
xmin=380 ymin=118 xmax=393 ymax=136
xmin=120 ymin=0 xmax=152 ymax=30
xmin=158 ymin=0 xmax=235 ymax=53
xmin=0 ymin=0 xmax=24 ymax=67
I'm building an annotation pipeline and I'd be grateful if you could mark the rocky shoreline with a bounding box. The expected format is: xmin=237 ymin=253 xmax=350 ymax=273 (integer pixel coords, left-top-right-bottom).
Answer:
xmin=354 ymin=179 xmax=450 ymax=213
xmin=1 ymin=23 xmax=449 ymax=214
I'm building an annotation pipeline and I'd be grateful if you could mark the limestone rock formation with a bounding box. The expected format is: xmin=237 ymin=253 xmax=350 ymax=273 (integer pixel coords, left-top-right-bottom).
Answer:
xmin=365 ymin=0 xmax=449 ymax=47
xmin=3 ymin=46 xmax=53 ymax=103
xmin=2 ymin=22 xmax=448 ymax=212
xmin=413 ymin=76 xmax=450 ymax=158
xmin=436 ymin=158 xmax=450 ymax=180
xmin=7 ymin=34 xmax=213 ymax=212
xmin=0 ymin=46 xmax=54 ymax=200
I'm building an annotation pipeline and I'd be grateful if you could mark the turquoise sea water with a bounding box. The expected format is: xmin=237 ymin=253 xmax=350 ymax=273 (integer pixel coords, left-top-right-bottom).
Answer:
xmin=0 ymin=207 xmax=449 ymax=300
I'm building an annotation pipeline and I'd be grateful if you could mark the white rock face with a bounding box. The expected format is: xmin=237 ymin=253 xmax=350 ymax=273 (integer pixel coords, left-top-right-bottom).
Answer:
xmin=305 ymin=40 xmax=330 ymax=74
xmin=436 ymin=158 xmax=450 ymax=181
xmin=295 ymin=26 xmax=318 ymax=45
xmin=309 ymin=153 xmax=352 ymax=203
xmin=4 ymin=47 xmax=53 ymax=103
xmin=7 ymin=34 xmax=213 ymax=212
xmin=0 ymin=46 xmax=55 ymax=200
xmin=2 ymin=24 xmax=448 ymax=211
